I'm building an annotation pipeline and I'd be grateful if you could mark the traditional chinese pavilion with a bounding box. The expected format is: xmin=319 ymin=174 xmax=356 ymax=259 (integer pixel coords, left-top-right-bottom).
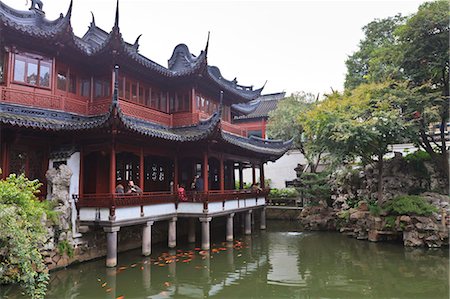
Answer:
xmin=0 ymin=0 xmax=291 ymax=266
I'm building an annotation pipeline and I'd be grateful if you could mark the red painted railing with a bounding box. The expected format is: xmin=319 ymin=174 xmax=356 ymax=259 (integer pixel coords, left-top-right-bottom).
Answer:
xmin=0 ymin=87 xmax=248 ymax=136
xmin=0 ymin=86 xmax=113 ymax=115
xmin=74 ymin=189 xmax=269 ymax=220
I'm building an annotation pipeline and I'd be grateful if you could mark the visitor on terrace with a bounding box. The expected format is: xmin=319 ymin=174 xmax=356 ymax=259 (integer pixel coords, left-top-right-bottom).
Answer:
xmin=115 ymin=181 xmax=125 ymax=194
xmin=126 ymin=180 xmax=143 ymax=194
xmin=177 ymin=184 xmax=188 ymax=201
xmin=251 ymin=182 xmax=262 ymax=193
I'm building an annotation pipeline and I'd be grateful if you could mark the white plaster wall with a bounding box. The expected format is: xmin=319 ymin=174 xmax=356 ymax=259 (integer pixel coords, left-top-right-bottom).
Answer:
xmin=177 ymin=202 xmax=204 ymax=214
xmin=237 ymin=149 xmax=306 ymax=189
xmin=207 ymin=202 xmax=223 ymax=213
xmin=115 ymin=206 xmax=141 ymax=221
xmin=79 ymin=207 xmax=109 ymax=221
xmin=224 ymin=200 xmax=239 ymax=210
xmin=142 ymin=203 xmax=176 ymax=217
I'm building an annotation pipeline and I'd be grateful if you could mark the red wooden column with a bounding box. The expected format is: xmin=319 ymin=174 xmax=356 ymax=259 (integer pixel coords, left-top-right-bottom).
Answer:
xmin=110 ymin=143 xmax=116 ymax=193
xmin=238 ymin=163 xmax=244 ymax=189
xmin=203 ymin=151 xmax=209 ymax=192
xmin=219 ymin=155 xmax=224 ymax=191
xmin=173 ymin=155 xmax=179 ymax=190
xmin=139 ymin=147 xmax=144 ymax=191
xmin=252 ymin=164 xmax=256 ymax=185
xmin=260 ymin=162 xmax=265 ymax=188
xmin=191 ymin=87 xmax=196 ymax=112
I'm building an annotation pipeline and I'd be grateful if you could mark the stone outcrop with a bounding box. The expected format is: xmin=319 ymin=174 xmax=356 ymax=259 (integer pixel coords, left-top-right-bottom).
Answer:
xmin=298 ymin=200 xmax=337 ymax=231
xmin=298 ymin=152 xmax=449 ymax=248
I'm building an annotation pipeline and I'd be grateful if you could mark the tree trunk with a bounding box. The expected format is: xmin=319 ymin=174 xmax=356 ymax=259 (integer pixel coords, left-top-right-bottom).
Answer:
xmin=376 ymin=154 xmax=384 ymax=205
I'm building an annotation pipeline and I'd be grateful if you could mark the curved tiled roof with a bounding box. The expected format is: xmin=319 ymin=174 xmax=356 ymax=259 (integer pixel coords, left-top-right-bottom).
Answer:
xmin=0 ymin=0 xmax=73 ymax=38
xmin=0 ymin=102 xmax=111 ymax=131
xmin=0 ymin=100 xmax=291 ymax=159
xmin=220 ymin=133 xmax=293 ymax=159
xmin=0 ymin=0 xmax=262 ymax=101
xmin=119 ymin=109 xmax=221 ymax=142
xmin=233 ymin=92 xmax=286 ymax=121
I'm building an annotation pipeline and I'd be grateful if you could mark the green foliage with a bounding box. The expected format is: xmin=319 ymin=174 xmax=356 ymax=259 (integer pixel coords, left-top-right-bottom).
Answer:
xmin=345 ymin=14 xmax=406 ymax=89
xmin=396 ymin=0 xmax=449 ymax=89
xmin=267 ymin=92 xmax=323 ymax=172
xmin=384 ymin=215 xmax=397 ymax=230
xmin=343 ymin=1 xmax=449 ymax=185
xmin=404 ymin=150 xmax=432 ymax=181
xmin=368 ymin=201 xmax=382 ymax=216
xmin=268 ymin=188 xmax=299 ymax=199
xmin=0 ymin=174 xmax=52 ymax=299
xmin=384 ymin=195 xmax=438 ymax=216
xmin=235 ymin=181 xmax=251 ymax=189
xmin=57 ymin=240 xmax=74 ymax=258
xmin=298 ymin=172 xmax=331 ymax=206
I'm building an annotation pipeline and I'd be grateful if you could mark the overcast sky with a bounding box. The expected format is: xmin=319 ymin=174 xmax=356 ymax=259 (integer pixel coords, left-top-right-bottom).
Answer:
xmin=5 ymin=0 xmax=425 ymax=96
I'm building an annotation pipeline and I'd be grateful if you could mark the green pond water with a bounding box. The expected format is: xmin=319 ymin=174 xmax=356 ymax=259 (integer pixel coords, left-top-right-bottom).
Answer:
xmin=1 ymin=221 xmax=448 ymax=299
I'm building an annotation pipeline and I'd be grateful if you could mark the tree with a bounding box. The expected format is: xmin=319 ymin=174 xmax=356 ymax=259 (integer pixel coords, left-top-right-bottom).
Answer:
xmin=395 ymin=0 xmax=449 ymax=182
xmin=344 ymin=15 xmax=406 ymax=90
xmin=266 ymin=92 xmax=323 ymax=172
xmin=301 ymin=83 xmax=408 ymax=203
xmin=0 ymin=174 xmax=54 ymax=299
xmin=344 ymin=1 xmax=449 ymax=188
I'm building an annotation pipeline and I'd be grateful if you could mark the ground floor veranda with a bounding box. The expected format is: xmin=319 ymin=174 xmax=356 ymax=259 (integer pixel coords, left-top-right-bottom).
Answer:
xmin=1 ymin=128 xmax=271 ymax=267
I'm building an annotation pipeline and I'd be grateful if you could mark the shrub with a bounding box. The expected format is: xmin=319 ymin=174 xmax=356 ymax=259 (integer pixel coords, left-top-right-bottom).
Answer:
xmin=268 ymin=188 xmax=299 ymax=198
xmin=0 ymin=174 xmax=52 ymax=299
xmin=57 ymin=240 xmax=74 ymax=258
xmin=384 ymin=215 xmax=397 ymax=230
xmin=383 ymin=195 xmax=438 ymax=216
xmin=404 ymin=150 xmax=431 ymax=180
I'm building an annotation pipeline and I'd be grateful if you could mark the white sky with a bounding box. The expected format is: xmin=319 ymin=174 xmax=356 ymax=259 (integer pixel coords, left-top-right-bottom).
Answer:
xmin=4 ymin=0 xmax=425 ymax=96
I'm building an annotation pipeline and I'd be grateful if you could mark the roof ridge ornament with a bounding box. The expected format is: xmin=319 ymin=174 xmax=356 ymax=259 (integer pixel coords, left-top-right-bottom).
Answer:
xmin=205 ymin=31 xmax=210 ymax=54
xmin=113 ymin=0 xmax=119 ymax=29
xmin=90 ymin=11 xmax=95 ymax=27
xmin=133 ymin=34 xmax=142 ymax=52
xmin=28 ymin=0 xmax=44 ymax=13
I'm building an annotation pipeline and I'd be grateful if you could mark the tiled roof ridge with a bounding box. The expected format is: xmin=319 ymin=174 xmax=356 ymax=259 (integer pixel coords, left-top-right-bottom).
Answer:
xmin=0 ymin=0 xmax=262 ymax=99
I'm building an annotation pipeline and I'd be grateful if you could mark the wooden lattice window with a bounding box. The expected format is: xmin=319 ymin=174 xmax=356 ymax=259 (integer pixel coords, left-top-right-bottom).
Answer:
xmin=13 ymin=53 xmax=52 ymax=88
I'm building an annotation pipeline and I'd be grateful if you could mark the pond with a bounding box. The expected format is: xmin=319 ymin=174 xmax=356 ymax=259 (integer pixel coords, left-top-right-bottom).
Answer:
xmin=1 ymin=221 xmax=448 ymax=298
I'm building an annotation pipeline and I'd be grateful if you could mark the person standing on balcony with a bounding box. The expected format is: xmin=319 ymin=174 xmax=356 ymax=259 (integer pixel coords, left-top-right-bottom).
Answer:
xmin=195 ymin=175 xmax=204 ymax=192
xmin=115 ymin=181 xmax=125 ymax=194
xmin=177 ymin=184 xmax=188 ymax=201
xmin=126 ymin=180 xmax=143 ymax=194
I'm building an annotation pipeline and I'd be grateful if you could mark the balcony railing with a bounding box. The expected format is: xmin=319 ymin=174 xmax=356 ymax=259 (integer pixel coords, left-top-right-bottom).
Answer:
xmin=74 ymin=189 xmax=269 ymax=220
xmin=0 ymin=86 xmax=248 ymax=136
xmin=0 ymin=86 xmax=112 ymax=115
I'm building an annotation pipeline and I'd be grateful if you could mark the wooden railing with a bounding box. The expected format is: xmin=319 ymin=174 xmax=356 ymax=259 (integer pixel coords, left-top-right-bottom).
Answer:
xmin=0 ymin=87 xmax=248 ymax=136
xmin=74 ymin=189 xmax=269 ymax=219
xmin=0 ymin=86 xmax=112 ymax=115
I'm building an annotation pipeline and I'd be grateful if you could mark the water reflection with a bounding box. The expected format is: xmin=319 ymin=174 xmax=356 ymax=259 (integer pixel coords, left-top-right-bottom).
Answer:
xmin=1 ymin=221 xmax=448 ymax=299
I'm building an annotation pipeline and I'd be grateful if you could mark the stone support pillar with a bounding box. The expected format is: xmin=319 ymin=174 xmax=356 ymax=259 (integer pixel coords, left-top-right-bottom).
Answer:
xmin=260 ymin=208 xmax=266 ymax=230
xmin=200 ymin=217 xmax=212 ymax=250
xmin=168 ymin=217 xmax=177 ymax=248
xmin=226 ymin=213 xmax=235 ymax=242
xmin=188 ymin=218 xmax=196 ymax=243
xmin=104 ymin=226 xmax=120 ymax=267
xmin=244 ymin=210 xmax=252 ymax=235
xmin=142 ymin=221 xmax=154 ymax=256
